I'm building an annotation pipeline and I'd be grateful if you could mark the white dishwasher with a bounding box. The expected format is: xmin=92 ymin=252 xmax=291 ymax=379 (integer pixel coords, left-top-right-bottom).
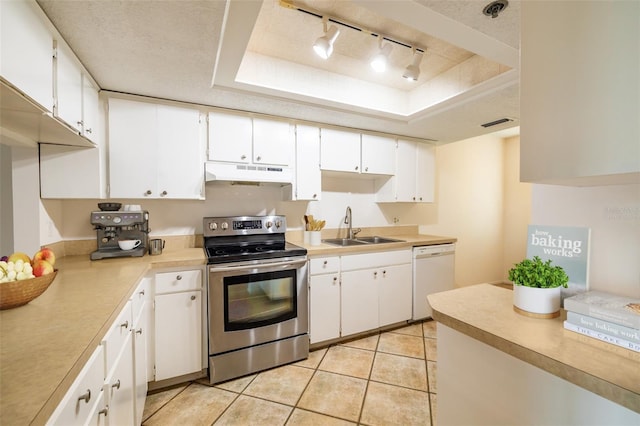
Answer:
xmin=412 ymin=243 xmax=455 ymax=320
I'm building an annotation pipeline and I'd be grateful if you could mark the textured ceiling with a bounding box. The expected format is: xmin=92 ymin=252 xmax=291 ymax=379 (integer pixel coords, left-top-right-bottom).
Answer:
xmin=36 ymin=0 xmax=521 ymax=143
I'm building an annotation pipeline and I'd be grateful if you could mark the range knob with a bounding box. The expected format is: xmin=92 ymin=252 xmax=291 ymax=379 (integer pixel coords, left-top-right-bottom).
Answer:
xmin=221 ymin=222 xmax=229 ymax=230
xmin=208 ymin=222 xmax=218 ymax=231
xmin=265 ymin=221 xmax=273 ymax=229
xmin=275 ymin=220 xmax=282 ymax=229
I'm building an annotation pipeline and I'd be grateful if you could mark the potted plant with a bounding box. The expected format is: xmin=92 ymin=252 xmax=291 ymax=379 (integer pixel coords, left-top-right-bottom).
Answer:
xmin=508 ymin=256 xmax=569 ymax=318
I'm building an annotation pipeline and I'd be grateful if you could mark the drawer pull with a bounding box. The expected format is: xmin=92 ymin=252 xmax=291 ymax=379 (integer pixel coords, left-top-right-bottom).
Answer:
xmin=136 ymin=328 xmax=143 ymax=335
xmin=176 ymin=275 xmax=183 ymax=281
xmin=139 ymin=289 xmax=145 ymax=296
xmin=120 ymin=320 xmax=129 ymax=329
xmin=323 ymin=261 xmax=328 ymax=266
xmin=112 ymin=379 xmax=121 ymax=390
xmin=98 ymin=408 xmax=108 ymax=417
xmin=77 ymin=389 xmax=91 ymax=403
xmin=190 ymin=295 xmax=196 ymax=301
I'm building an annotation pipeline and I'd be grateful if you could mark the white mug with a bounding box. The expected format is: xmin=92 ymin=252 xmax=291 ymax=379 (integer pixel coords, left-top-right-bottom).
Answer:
xmin=118 ymin=239 xmax=141 ymax=250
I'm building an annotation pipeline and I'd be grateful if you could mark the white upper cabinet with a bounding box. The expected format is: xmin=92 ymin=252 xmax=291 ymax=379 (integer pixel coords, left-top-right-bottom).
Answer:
xmin=208 ymin=112 xmax=252 ymax=163
xmin=81 ymin=75 xmax=100 ymax=139
xmin=109 ymin=97 xmax=204 ymax=199
xmin=208 ymin=112 xmax=293 ymax=166
xmin=55 ymin=41 xmax=83 ymax=132
xmin=0 ymin=0 xmax=53 ymax=111
xmin=290 ymin=124 xmax=321 ymax=201
xmin=520 ymin=1 xmax=639 ymax=185
xmin=361 ymin=134 xmax=396 ymax=175
xmin=376 ymin=140 xmax=435 ymax=203
xmin=320 ymin=128 xmax=361 ymax=173
xmin=252 ymin=118 xmax=293 ymax=166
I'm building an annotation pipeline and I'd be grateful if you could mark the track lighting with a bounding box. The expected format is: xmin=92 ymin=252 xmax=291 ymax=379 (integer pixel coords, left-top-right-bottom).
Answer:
xmin=370 ymin=38 xmax=392 ymax=73
xmin=403 ymin=49 xmax=423 ymax=81
xmin=313 ymin=18 xmax=340 ymax=59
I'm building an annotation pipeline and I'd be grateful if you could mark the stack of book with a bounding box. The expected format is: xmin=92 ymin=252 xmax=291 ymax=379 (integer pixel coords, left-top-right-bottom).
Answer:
xmin=563 ymin=291 xmax=640 ymax=353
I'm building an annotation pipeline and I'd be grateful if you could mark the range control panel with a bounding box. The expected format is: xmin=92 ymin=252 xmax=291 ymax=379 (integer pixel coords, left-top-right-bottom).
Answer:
xmin=203 ymin=215 xmax=286 ymax=237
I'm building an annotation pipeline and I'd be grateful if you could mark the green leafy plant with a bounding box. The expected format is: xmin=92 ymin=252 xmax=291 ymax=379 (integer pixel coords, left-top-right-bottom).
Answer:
xmin=508 ymin=256 xmax=569 ymax=288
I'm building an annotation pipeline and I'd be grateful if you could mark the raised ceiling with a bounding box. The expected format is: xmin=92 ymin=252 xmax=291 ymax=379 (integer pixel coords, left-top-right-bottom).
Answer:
xmin=37 ymin=0 xmax=520 ymax=143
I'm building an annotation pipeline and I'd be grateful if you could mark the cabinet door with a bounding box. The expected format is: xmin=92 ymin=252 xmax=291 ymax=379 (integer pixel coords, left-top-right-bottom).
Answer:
xmin=155 ymin=291 xmax=202 ymax=381
xmin=55 ymin=42 xmax=83 ymax=132
xmin=395 ymin=140 xmax=418 ymax=202
xmin=415 ymin=143 xmax=435 ymax=203
xmin=40 ymin=144 xmax=106 ymax=199
xmin=156 ymin=105 xmax=204 ymax=199
xmin=378 ymin=264 xmax=412 ymax=327
xmin=253 ymin=118 xmax=293 ymax=166
xmin=82 ymin=74 xmax=100 ymax=140
xmin=208 ymin=112 xmax=251 ymax=163
xmin=0 ymin=0 xmax=53 ymax=110
xmin=108 ymin=98 xmax=158 ymax=198
xmin=85 ymin=390 xmax=108 ymax=426
xmin=133 ymin=302 xmax=149 ymax=426
xmin=309 ymin=273 xmax=340 ymax=344
xmin=341 ymin=269 xmax=378 ymax=336
xmin=361 ymin=134 xmax=396 ymax=175
xmin=294 ymin=125 xmax=321 ymax=201
xmin=320 ymin=128 xmax=360 ymax=173
xmin=105 ymin=334 xmax=134 ymax=426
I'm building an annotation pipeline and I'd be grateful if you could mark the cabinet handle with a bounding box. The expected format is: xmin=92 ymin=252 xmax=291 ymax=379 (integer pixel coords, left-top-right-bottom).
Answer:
xmin=412 ymin=196 xmax=416 ymax=201
xmin=139 ymin=289 xmax=145 ymax=296
xmin=419 ymin=197 xmax=423 ymax=201
xmin=313 ymin=193 xmax=317 ymax=199
xmin=365 ymin=167 xmax=369 ymax=172
xmin=190 ymin=295 xmax=196 ymax=301
xmin=136 ymin=328 xmax=143 ymax=335
xmin=373 ymin=271 xmax=378 ymax=277
xmin=382 ymin=270 xmax=387 ymax=276
xmin=85 ymin=128 xmax=92 ymax=134
xmin=241 ymin=155 xmax=246 ymax=160
xmin=355 ymin=166 xmax=359 ymax=171
xmin=77 ymin=389 xmax=91 ymax=404
xmin=176 ymin=275 xmax=182 ymax=281
xmin=323 ymin=260 xmax=328 ymax=266
xmin=161 ymin=190 xmax=168 ymax=196
xmin=145 ymin=190 xmax=152 ymax=196
xmin=120 ymin=320 xmax=129 ymax=329
xmin=111 ymin=379 xmax=121 ymax=390
xmin=256 ymin=156 xmax=262 ymax=161
xmin=98 ymin=408 xmax=108 ymax=417
xmin=77 ymin=120 xmax=83 ymax=127
xmin=332 ymin=277 xmax=337 ymax=284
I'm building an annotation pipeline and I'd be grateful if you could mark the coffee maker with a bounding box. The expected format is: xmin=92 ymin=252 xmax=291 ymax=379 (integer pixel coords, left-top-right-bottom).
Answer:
xmin=90 ymin=210 xmax=149 ymax=260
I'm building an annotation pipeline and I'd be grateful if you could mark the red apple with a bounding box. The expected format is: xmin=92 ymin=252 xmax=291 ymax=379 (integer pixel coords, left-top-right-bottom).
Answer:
xmin=33 ymin=248 xmax=55 ymax=267
xmin=32 ymin=260 xmax=54 ymax=277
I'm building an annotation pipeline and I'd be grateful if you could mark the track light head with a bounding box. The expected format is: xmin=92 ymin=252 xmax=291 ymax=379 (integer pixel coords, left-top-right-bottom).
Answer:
xmin=370 ymin=41 xmax=392 ymax=73
xmin=313 ymin=24 xmax=340 ymax=59
xmin=403 ymin=50 xmax=423 ymax=81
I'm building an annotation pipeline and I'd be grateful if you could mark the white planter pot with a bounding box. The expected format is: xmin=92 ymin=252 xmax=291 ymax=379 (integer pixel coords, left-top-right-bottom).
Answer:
xmin=513 ymin=285 xmax=562 ymax=318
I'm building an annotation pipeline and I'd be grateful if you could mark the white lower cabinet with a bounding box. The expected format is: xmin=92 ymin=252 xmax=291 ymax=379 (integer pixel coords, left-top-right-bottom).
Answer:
xmin=132 ymin=278 xmax=151 ymax=425
xmin=378 ymin=263 xmax=413 ymax=327
xmin=341 ymin=268 xmax=380 ymax=336
xmin=104 ymin=333 xmax=134 ymax=426
xmin=309 ymin=256 xmax=340 ymax=344
xmin=154 ymin=269 xmax=203 ymax=381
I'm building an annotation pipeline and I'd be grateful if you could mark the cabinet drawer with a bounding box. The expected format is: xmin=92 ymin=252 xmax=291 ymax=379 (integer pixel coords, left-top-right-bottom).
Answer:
xmin=309 ymin=256 xmax=340 ymax=275
xmin=131 ymin=277 xmax=151 ymax=320
xmin=155 ymin=269 xmax=202 ymax=294
xmin=341 ymin=249 xmax=411 ymax=271
xmin=102 ymin=301 xmax=132 ymax=376
xmin=46 ymin=345 xmax=104 ymax=425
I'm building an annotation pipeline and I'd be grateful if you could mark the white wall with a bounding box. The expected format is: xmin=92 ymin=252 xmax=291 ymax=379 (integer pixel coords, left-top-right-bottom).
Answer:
xmin=531 ymin=183 xmax=640 ymax=298
xmin=0 ymin=144 xmax=14 ymax=255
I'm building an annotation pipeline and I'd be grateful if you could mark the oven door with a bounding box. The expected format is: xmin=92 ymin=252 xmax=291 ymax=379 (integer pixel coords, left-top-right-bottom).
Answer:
xmin=208 ymin=256 xmax=308 ymax=355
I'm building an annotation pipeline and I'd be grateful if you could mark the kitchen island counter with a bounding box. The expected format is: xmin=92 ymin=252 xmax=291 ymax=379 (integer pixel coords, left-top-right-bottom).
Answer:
xmin=428 ymin=284 xmax=640 ymax=421
xmin=0 ymin=248 xmax=205 ymax=425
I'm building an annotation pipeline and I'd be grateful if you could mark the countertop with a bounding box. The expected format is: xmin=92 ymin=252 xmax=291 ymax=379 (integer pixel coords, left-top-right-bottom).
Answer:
xmin=1 ymin=230 xmax=455 ymax=425
xmin=427 ymin=284 xmax=640 ymax=413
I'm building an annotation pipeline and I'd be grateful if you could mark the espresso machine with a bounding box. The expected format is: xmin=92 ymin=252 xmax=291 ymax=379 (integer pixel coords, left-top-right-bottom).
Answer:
xmin=90 ymin=210 xmax=149 ymax=260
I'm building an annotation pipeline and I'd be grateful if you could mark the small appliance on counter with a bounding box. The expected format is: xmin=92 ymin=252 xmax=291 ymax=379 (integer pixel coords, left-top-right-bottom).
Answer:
xmin=90 ymin=208 xmax=149 ymax=260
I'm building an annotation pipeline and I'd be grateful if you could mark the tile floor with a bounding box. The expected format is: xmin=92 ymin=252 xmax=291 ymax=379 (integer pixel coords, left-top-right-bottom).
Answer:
xmin=142 ymin=320 xmax=437 ymax=426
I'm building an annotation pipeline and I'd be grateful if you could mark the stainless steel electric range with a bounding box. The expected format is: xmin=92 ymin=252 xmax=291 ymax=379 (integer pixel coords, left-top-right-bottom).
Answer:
xmin=203 ymin=215 xmax=308 ymax=384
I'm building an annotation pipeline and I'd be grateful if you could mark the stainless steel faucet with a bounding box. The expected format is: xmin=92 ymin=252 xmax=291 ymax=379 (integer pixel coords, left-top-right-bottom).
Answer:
xmin=344 ymin=206 xmax=361 ymax=239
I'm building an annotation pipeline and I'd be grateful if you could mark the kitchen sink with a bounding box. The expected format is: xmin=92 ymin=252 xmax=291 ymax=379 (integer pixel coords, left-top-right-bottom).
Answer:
xmin=322 ymin=238 xmax=369 ymax=247
xmin=322 ymin=236 xmax=405 ymax=246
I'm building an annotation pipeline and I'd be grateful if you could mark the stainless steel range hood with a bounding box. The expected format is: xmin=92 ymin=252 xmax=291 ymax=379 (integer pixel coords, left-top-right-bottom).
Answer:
xmin=205 ymin=162 xmax=293 ymax=185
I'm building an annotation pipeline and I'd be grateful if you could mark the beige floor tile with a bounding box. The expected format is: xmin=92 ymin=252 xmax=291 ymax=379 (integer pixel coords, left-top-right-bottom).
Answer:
xmin=340 ymin=333 xmax=379 ymax=351
xmin=318 ymin=345 xmax=375 ymax=379
xmin=297 ymin=371 xmax=367 ymax=422
xmin=214 ymin=395 xmax=292 ymax=425
xmin=144 ymin=383 xmax=236 ymax=426
xmin=244 ymin=365 xmax=314 ymax=406
xmin=427 ymin=361 xmax=437 ymax=393
xmin=391 ymin=322 xmax=424 ymax=337
xmin=214 ymin=373 xmax=257 ymax=393
xmin=423 ymin=320 xmax=437 ymax=339
xmin=378 ymin=332 xmax=425 ymax=359
xmin=429 ymin=393 xmax=437 ymax=426
xmin=360 ymin=381 xmax=431 ymax=426
xmin=142 ymin=384 xmax=188 ymax=422
xmin=286 ymin=408 xmax=356 ymax=425
xmin=425 ymin=337 xmax=437 ymax=361
xmin=370 ymin=352 xmax=428 ymax=391
xmin=294 ymin=347 xmax=327 ymax=369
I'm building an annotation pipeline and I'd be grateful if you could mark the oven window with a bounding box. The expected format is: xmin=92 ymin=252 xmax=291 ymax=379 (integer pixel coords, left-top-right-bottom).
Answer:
xmin=224 ymin=269 xmax=297 ymax=331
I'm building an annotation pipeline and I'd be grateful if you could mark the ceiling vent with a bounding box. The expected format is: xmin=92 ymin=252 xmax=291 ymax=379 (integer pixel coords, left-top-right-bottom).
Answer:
xmin=483 ymin=1 xmax=509 ymax=19
xmin=481 ymin=117 xmax=513 ymax=128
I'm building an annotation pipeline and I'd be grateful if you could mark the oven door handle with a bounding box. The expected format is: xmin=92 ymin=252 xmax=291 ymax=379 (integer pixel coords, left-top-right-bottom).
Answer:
xmin=209 ymin=258 xmax=307 ymax=273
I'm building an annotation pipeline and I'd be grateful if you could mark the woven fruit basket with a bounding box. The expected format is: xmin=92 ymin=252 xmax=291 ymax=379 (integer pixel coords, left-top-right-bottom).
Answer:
xmin=0 ymin=270 xmax=57 ymax=310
